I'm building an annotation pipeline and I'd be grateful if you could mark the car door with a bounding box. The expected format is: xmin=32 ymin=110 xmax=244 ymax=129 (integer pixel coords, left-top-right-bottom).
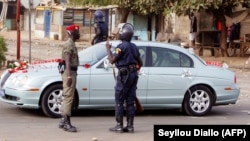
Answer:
xmin=88 ymin=58 xmax=116 ymax=105
xmin=146 ymin=46 xmax=197 ymax=105
xmin=76 ymin=66 xmax=91 ymax=105
xmin=88 ymin=45 xmax=148 ymax=105
xmin=136 ymin=46 xmax=148 ymax=104
xmin=76 ymin=43 xmax=114 ymax=106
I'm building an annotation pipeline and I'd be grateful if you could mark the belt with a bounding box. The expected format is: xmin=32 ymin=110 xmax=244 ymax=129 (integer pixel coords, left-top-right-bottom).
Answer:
xmin=119 ymin=64 xmax=137 ymax=75
xmin=128 ymin=64 xmax=137 ymax=72
xmin=119 ymin=68 xmax=128 ymax=75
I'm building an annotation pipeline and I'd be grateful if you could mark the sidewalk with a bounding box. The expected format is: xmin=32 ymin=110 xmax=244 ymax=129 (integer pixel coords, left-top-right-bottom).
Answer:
xmin=0 ymin=30 xmax=90 ymax=48
xmin=0 ymin=30 xmax=91 ymax=64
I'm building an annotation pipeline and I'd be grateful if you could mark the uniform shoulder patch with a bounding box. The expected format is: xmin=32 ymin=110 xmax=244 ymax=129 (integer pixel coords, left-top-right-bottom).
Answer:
xmin=116 ymin=48 xmax=122 ymax=55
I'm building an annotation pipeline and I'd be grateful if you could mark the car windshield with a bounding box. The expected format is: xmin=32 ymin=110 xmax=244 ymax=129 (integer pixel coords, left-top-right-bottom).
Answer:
xmin=78 ymin=44 xmax=107 ymax=65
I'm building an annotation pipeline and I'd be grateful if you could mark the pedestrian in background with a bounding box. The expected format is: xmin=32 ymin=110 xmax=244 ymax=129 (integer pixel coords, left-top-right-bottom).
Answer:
xmin=106 ymin=23 xmax=143 ymax=133
xmin=91 ymin=10 xmax=108 ymax=45
xmin=58 ymin=25 xmax=80 ymax=132
xmin=189 ymin=11 xmax=197 ymax=48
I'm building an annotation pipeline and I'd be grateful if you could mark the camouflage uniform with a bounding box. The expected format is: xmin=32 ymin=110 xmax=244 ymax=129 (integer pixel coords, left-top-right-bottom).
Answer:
xmin=61 ymin=38 xmax=79 ymax=116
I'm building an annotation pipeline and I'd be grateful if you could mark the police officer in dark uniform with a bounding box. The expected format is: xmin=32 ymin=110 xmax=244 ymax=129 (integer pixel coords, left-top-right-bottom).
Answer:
xmin=58 ymin=25 xmax=80 ymax=132
xmin=106 ymin=23 xmax=143 ymax=133
xmin=91 ymin=10 xmax=108 ymax=45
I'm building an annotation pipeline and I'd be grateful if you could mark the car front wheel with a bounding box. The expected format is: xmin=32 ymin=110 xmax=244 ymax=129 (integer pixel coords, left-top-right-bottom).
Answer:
xmin=41 ymin=84 xmax=63 ymax=118
xmin=183 ymin=85 xmax=213 ymax=116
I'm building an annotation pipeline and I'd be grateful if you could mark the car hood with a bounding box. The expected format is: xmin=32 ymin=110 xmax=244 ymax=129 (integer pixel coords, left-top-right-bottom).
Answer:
xmin=0 ymin=62 xmax=60 ymax=88
xmin=9 ymin=61 xmax=59 ymax=76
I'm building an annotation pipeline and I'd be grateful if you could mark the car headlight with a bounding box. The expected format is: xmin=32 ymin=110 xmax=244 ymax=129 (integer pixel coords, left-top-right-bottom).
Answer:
xmin=10 ymin=75 xmax=29 ymax=87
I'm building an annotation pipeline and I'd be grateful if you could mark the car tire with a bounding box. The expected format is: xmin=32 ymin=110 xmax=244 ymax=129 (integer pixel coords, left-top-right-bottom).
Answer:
xmin=183 ymin=85 xmax=213 ymax=116
xmin=41 ymin=84 xmax=63 ymax=118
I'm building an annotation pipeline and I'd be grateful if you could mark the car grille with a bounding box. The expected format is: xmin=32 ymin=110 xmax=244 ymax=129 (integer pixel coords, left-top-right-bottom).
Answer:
xmin=4 ymin=94 xmax=20 ymax=101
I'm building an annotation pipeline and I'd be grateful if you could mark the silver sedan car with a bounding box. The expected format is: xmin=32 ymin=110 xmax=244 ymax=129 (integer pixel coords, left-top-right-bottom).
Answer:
xmin=0 ymin=40 xmax=240 ymax=118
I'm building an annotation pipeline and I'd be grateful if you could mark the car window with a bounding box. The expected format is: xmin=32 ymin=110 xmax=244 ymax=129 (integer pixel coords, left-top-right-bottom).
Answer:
xmin=78 ymin=44 xmax=107 ymax=65
xmin=151 ymin=48 xmax=159 ymax=67
xmin=180 ymin=53 xmax=194 ymax=67
xmin=151 ymin=47 xmax=179 ymax=67
xmin=167 ymin=50 xmax=180 ymax=67
xmin=97 ymin=46 xmax=146 ymax=68
xmin=138 ymin=46 xmax=146 ymax=67
xmin=151 ymin=47 xmax=193 ymax=67
xmin=151 ymin=47 xmax=166 ymax=67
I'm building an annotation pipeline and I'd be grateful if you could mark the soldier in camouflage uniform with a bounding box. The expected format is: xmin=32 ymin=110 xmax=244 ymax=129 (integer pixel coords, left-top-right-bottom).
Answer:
xmin=58 ymin=25 xmax=80 ymax=132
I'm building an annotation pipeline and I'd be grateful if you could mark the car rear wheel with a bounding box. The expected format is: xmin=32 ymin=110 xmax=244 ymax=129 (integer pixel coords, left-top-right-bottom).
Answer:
xmin=41 ymin=84 xmax=63 ymax=118
xmin=183 ymin=85 xmax=213 ymax=116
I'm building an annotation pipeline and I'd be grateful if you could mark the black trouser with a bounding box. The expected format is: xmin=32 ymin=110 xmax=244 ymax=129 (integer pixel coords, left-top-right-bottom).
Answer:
xmin=114 ymin=70 xmax=138 ymax=117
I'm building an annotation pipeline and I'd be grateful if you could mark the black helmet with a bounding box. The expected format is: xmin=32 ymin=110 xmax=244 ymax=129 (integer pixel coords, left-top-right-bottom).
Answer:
xmin=118 ymin=23 xmax=134 ymax=41
xmin=94 ymin=10 xmax=104 ymax=23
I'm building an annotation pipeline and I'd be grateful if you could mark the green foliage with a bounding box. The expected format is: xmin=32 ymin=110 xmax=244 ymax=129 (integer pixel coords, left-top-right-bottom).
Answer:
xmin=0 ymin=36 xmax=7 ymax=67
xmin=164 ymin=0 xmax=243 ymax=16
xmin=112 ymin=0 xmax=168 ymax=15
xmin=67 ymin=0 xmax=112 ymax=6
xmin=66 ymin=0 xmax=247 ymax=17
xmin=67 ymin=0 xmax=167 ymax=15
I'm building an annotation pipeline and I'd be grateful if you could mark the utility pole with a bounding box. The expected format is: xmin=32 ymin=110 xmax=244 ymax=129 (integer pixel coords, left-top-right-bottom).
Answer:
xmin=28 ymin=0 xmax=32 ymax=63
xmin=16 ymin=0 xmax=20 ymax=60
xmin=19 ymin=0 xmax=41 ymax=62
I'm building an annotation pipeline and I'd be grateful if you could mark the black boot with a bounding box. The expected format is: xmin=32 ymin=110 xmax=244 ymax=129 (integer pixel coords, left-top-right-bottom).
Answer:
xmin=123 ymin=116 xmax=134 ymax=133
xmin=109 ymin=116 xmax=123 ymax=133
xmin=63 ymin=116 xmax=77 ymax=132
xmin=58 ymin=116 xmax=65 ymax=128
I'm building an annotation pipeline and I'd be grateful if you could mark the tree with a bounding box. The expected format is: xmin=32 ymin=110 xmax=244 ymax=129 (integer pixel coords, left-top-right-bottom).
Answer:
xmin=112 ymin=0 xmax=167 ymax=19
xmin=164 ymin=0 xmax=250 ymax=57
xmin=0 ymin=36 xmax=7 ymax=67
xmin=67 ymin=0 xmax=250 ymax=57
xmin=67 ymin=0 xmax=167 ymax=23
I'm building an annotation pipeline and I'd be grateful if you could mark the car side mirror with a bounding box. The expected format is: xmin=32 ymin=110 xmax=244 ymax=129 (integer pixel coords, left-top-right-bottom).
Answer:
xmin=103 ymin=59 xmax=112 ymax=70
